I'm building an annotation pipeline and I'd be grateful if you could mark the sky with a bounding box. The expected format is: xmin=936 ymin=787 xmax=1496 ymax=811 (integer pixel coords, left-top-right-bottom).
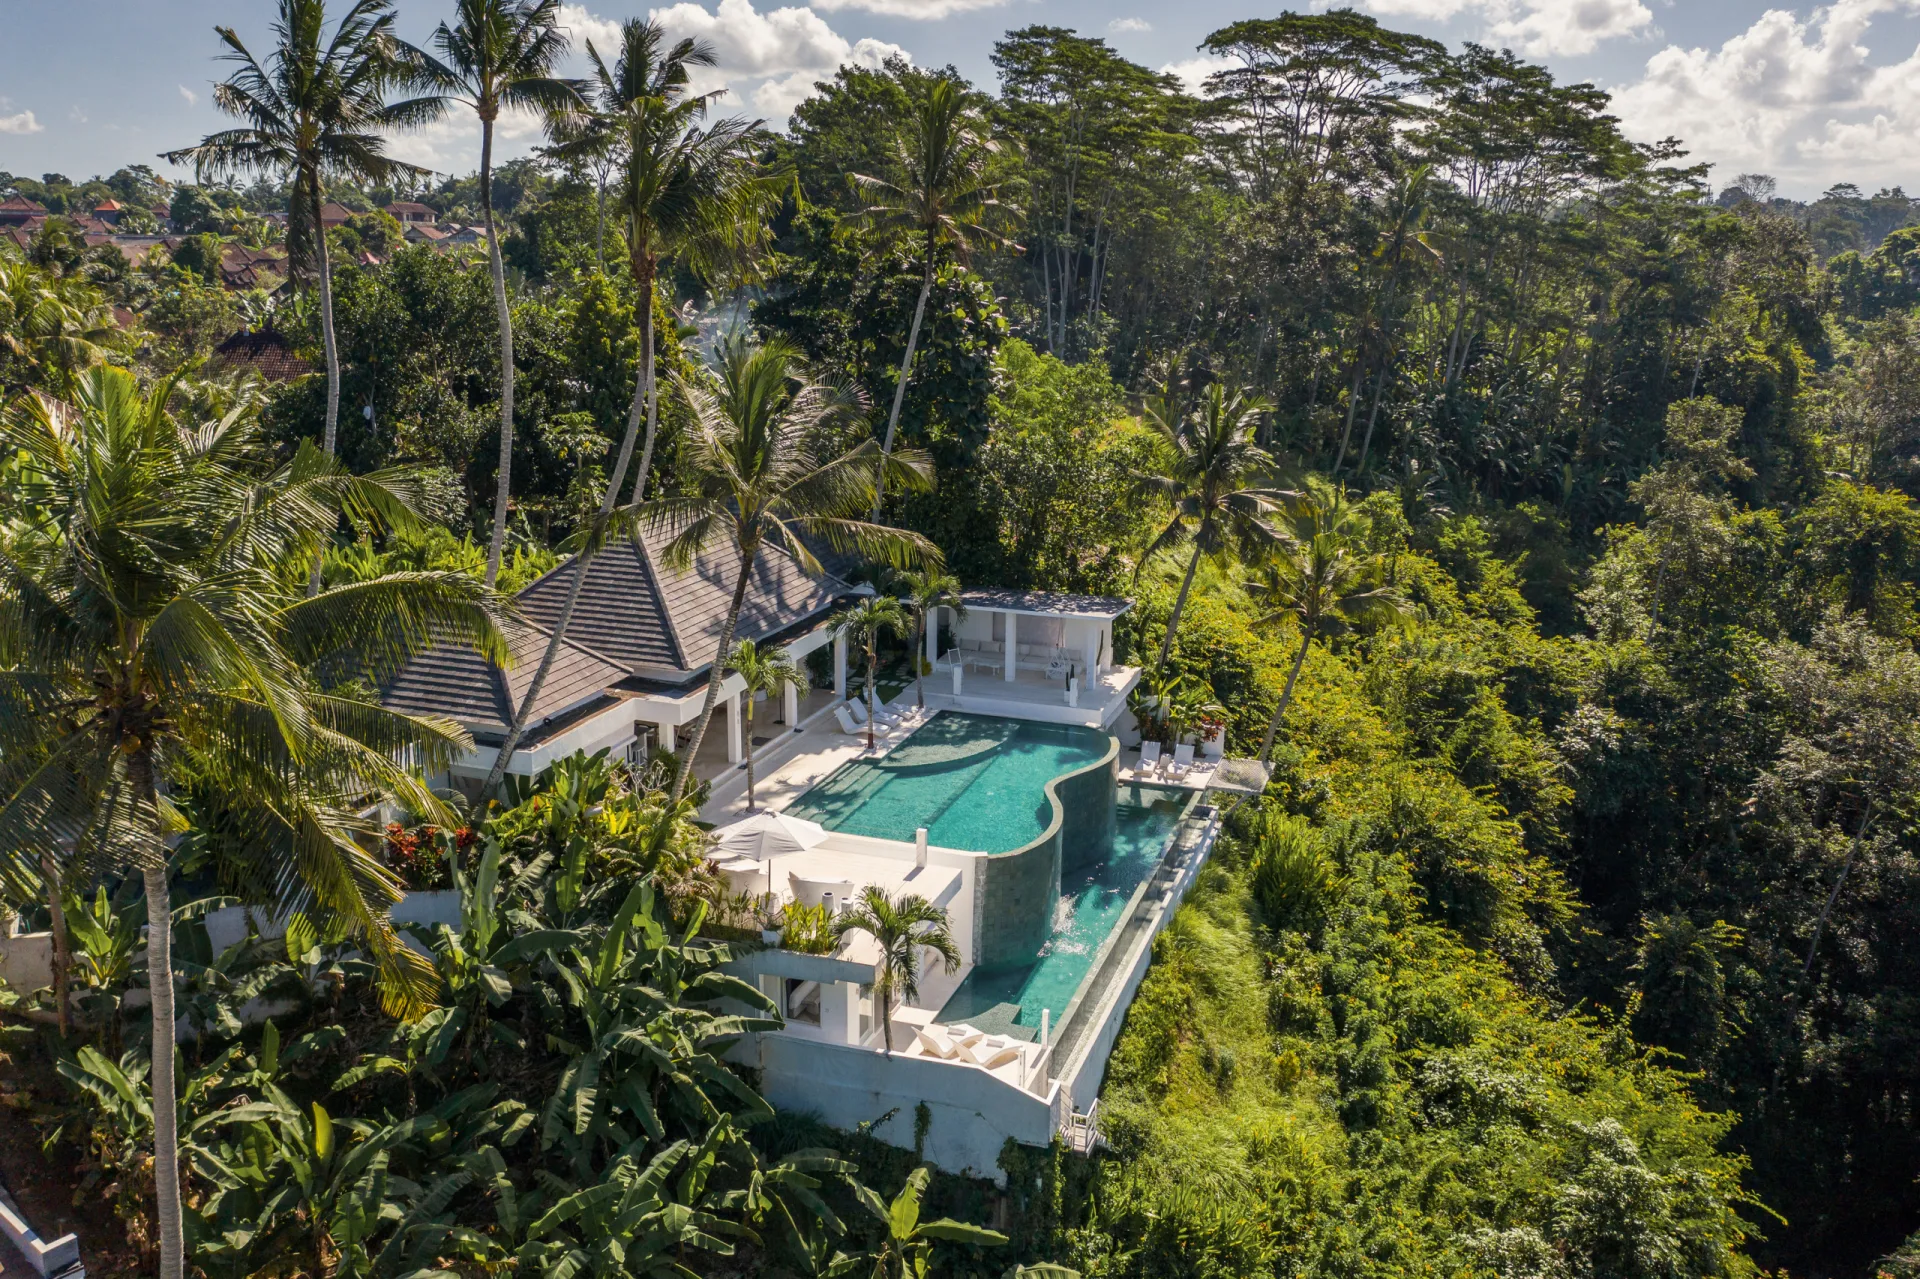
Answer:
xmin=8 ymin=0 xmax=1920 ymax=200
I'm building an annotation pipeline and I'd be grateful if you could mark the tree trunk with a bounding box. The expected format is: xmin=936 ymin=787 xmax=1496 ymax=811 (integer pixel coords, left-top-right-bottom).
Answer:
xmin=594 ymin=171 xmax=606 ymax=273
xmin=873 ymin=259 xmax=935 ymax=523
xmin=630 ymin=261 xmax=660 ymax=507
xmin=1803 ymin=797 xmax=1875 ymax=979
xmin=44 ymin=857 xmax=67 ymax=1038
xmin=1354 ymin=360 xmax=1390 ymax=477
xmin=1259 ymin=630 xmax=1314 ymax=763
xmin=877 ymin=974 xmax=894 ymax=1053
xmin=744 ymin=700 xmax=757 ymax=810
xmin=670 ymin=545 xmax=758 ymax=805
xmin=310 ymin=169 xmax=342 ymax=599
xmin=1156 ymin=539 xmax=1204 ymax=671
xmin=482 ymin=119 xmax=516 ymax=588
xmin=914 ymin=617 xmax=926 ymax=708
xmin=144 ymin=861 xmax=183 ymax=1279
xmin=865 ymin=646 xmax=878 ymax=750
xmin=1332 ymin=352 xmax=1366 ymax=473
xmin=476 ymin=323 xmax=656 ymax=801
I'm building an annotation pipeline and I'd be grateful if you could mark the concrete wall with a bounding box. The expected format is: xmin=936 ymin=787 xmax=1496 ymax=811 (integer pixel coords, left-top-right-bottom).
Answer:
xmin=973 ymin=730 xmax=1119 ymax=970
xmin=753 ymin=1033 xmax=1067 ymax=1182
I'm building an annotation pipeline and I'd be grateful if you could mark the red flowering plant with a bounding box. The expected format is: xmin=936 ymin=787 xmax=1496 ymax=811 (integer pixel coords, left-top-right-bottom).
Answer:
xmin=382 ymin=822 xmax=452 ymax=890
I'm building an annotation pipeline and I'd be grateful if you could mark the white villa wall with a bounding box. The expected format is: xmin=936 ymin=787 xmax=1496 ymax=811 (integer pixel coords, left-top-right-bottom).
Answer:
xmin=812 ymin=830 xmax=980 ymax=967
xmin=753 ymin=1034 xmax=1067 ymax=1182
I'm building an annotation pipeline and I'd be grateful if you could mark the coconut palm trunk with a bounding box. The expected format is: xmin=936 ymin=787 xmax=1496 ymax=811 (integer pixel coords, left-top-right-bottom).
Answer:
xmin=310 ymin=171 xmax=342 ymax=598
xmin=743 ymin=692 xmax=759 ymax=808
xmin=628 ymin=253 xmax=660 ymax=506
xmin=873 ymin=254 xmax=934 ymax=522
xmin=482 ymin=115 xmax=517 ymax=587
xmin=670 ymin=545 xmax=758 ymax=804
xmin=143 ymin=857 xmax=183 ymax=1279
xmin=44 ymin=856 xmax=68 ymax=1037
xmin=1157 ymin=536 xmax=1206 ymax=671
xmin=1259 ymin=629 xmax=1314 ymax=763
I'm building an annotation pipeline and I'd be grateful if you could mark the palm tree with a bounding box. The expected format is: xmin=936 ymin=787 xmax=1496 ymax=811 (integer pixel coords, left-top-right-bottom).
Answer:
xmin=1134 ymin=383 xmax=1289 ymax=671
xmin=1246 ymin=491 xmax=1408 ymax=763
xmin=644 ymin=336 xmax=936 ymax=803
xmin=414 ymin=0 xmax=585 ymax=588
xmin=725 ymin=638 xmax=802 ymax=810
xmin=896 ymin=569 xmax=965 ymax=708
xmin=0 ymin=256 xmax=121 ymax=396
xmin=845 ymin=76 xmax=1022 ymax=521
xmin=470 ymin=28 xmax=779 ymax=807
xmin=832 ymin=888 xmax=961 ymax=1054
xmin=587 ymin=19 xmax=780 ymax=511
xmin=165 ymin=0 xmax=436 ymax=483
xmin=538 ymin=82 xmax=625 ymax=273
xmin=0 ymin=366 xmax=504 ymax=1279
xmin=834 ymin=595 xmax=911 ymax=749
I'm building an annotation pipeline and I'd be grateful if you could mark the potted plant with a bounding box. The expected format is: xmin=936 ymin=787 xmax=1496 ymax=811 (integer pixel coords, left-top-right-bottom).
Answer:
xmin=755 ymin=893 xmax=785 ymax=946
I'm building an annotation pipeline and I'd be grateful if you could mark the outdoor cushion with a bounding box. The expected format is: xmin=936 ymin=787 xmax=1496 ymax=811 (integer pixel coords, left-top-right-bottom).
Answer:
xmin=789 ymin=873 xmax=857 ymax=910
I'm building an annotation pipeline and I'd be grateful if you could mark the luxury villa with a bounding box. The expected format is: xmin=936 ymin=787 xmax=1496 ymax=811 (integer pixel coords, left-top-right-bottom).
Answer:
xmin=383 ymin=531 xmax=1247 ymax=1178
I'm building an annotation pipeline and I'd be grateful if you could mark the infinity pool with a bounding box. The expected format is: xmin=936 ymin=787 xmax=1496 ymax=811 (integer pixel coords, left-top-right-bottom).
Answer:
xmin=786 ymin=713 xmax=1110 ymax=854
xmin=937 ymin=783 xmax=1188 ymax=1040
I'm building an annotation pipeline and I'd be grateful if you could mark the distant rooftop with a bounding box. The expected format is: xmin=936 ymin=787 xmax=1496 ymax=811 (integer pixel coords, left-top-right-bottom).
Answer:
xmin=957 ymin=589 xmax=1133 ymax=620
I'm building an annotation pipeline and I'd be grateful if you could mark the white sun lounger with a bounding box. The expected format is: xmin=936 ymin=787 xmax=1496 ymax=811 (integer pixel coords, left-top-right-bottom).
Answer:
xmin=1169 ymin=742 xmax=1196 ymax=778
xmin=835 ymin=704 xmax=893 ymax=738
xmin=1138 ymin=741 xmax=1162 ymax=777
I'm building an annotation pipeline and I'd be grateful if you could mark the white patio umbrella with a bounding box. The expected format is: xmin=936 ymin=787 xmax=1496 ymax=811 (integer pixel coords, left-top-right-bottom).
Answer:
xmin=709 ymin=810 xmax=830 ymax=904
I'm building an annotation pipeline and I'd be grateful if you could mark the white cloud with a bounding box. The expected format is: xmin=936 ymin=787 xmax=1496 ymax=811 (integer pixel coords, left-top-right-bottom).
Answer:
xmin=0 ymin=109 xmax=42 ymax=135
xmin=1610 ymin=0 xmax=1920 ymax=192
xmin=1350 ymin=0 xmax=1652 ymax=56
xmin=809 ymin=0 xmax=1007 ymax=16
xmin=1109 ymin=17 xmax=1152 ymax=34
xmin=1159 ymin=55 xmax=1232 ymax=97
xmin=178 ymin=85 xmax=198 ymax=107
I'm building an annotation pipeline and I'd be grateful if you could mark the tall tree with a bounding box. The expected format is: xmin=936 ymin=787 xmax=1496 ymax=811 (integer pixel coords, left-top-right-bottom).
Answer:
xmin=646 ymin=336 xmax=937 ymax=802
xmin=1245 ymin=489 xmax=1406 ymax=761
xmin=165 ymin=0 xmax=435 ymax=563
xmin=0 ymin=367 xmax=503 ymax=1279
xmin=1135 ymin=383 xmax=1287 ymax=670
xmin=845 ymin=75 xmax=1022 ymax=520
xmin=588 ymin=19 xmax=779 ymax=511
xmin=834 ymin=594 xmax=910 ymax=750
xmin=415 ymin=0 xmax=585 ymax=587
xmin=473 ymin=20 xmax=776 ymax=804
xmin=896 ymin=569 xmax=965 ymax=708
xmin=832 ymin=888 xmax=961 ymax=1055
xmin=725 ymin=638 xmax=802 ymax=810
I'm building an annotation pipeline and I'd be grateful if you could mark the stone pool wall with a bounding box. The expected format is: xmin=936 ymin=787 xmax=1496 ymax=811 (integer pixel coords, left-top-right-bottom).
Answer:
xmin=973 ymin=732 xmax=1119 ymax=971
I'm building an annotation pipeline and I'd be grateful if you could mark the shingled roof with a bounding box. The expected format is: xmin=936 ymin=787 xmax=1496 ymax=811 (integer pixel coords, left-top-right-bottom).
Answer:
xmin=381 ymin=618 xmax=628 ymax=737
xmin=381 ymin=522 xmax=857 ymax=736
xmin=515 ymin=521 xmax=853 ymax=676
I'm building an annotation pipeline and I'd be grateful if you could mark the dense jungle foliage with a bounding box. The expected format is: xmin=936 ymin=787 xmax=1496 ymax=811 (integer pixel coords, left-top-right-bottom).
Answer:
xmin=5 ymin=3 xmax=1920 ymax=1277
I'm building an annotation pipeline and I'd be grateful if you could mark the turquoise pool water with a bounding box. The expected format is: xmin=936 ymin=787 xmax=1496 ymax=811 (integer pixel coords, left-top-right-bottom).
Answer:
xmin=937 ymin=783 xmax=1189 ymax=1041
xmin=786 ymin=712 xmax=1110 ymax=854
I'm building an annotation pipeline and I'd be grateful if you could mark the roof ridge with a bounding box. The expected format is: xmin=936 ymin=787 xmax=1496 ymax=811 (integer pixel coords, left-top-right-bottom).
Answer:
xmin=630 ymin=531 xmax=689 ymax=669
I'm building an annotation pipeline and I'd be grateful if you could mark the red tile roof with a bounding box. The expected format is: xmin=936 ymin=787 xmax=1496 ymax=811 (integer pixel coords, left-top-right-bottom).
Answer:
xmin=212 ymin=328 xmax=312 ymax=381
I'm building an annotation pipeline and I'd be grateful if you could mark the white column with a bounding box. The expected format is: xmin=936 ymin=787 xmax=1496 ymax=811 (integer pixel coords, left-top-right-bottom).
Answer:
xmin=726 ymin=690 xmax=742 ymax=764
xmin=1004 ymin=611 xmax=1017 ymax=682
xmin=833 ymin=631 xmax=848 ymax=699
xmin=655 ymin=719 xmax=676 ymax=757
xmin=820 ymin=980 xmax=859 ymax=1044
xmin=1083 ymin=624 xmax=1099 ymax=684
xmin=782 ymin=680 xmax=800 ymax=730
xmin=925 ymin=606 xmax=940 ymax=668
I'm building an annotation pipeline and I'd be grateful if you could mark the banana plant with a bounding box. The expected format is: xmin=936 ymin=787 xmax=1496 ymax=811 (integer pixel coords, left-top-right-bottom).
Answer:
xmin=62 ymin=880 xmax=146 ymax=1038
xmin=515 ymin=1126 xmax=751 ymax=1278
xmin=538 ymin=882 xmax=780 ymax=1177
xmin=852 ymin=1165 xmax=1009 ymax=1279
xmin=171 ymin=913 xmax=298 ymax=1062
xmin=404 ymin=836 xmax=585 ymax=1077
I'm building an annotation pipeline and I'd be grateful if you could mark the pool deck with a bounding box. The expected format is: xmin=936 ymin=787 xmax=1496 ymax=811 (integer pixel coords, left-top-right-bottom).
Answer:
xmin=697 ymin=692 xmax=939 ymax=826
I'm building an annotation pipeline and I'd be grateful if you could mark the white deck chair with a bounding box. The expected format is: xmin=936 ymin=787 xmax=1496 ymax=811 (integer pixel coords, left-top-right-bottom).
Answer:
xmin=834 ymin=704 xmax=889 ymax=738
xmin=1138 ymin=741 xmax=1162 ymax=777
xmin=1169 ymin=742 xmax=1196 ymax=778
